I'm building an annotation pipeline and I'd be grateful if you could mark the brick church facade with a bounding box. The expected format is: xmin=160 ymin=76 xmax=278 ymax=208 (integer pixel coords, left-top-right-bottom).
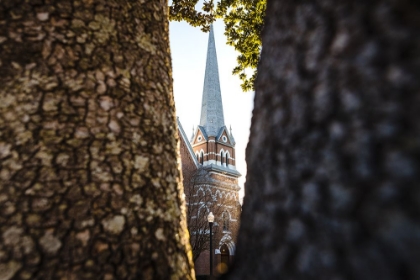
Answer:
xmin=177 ymin=25 xmax=242 ymax=276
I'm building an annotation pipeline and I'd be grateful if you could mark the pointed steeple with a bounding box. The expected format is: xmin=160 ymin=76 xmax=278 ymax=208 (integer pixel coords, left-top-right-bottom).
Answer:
xmin=199 ymin=24 xmax=225 ymax=136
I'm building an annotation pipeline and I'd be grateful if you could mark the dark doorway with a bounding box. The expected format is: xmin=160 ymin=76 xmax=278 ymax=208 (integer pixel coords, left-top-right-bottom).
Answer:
xmin=220 ymin=244 xmax=229 ymax=270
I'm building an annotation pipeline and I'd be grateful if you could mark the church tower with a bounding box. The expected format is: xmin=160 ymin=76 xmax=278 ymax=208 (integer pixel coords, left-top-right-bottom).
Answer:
xmin=191 ymin=25 xmax=240 ymax=175
xmin=177 ymin=24 xmax=241 ymax=276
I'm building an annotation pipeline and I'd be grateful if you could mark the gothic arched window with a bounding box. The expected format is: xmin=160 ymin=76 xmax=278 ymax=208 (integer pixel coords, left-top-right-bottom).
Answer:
xmin=222 ymin=211 xmax=229 ymax=231
xmin=220 ymin=151 xmax=224 ymax=165
xmin=200 ymin=151 xmax=204 ymax=164
xmin=225 ymin=153 xmax=229 ymax=166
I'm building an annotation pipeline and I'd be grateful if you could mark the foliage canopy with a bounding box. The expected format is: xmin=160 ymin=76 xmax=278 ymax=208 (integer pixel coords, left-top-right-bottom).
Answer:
xmin=170 ymin=0 xmax=266 ymax=91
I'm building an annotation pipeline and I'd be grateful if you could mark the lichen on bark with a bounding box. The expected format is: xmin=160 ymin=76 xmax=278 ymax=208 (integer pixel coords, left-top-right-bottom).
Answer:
xmin=0 ymin=0 xmax=194 ymax=279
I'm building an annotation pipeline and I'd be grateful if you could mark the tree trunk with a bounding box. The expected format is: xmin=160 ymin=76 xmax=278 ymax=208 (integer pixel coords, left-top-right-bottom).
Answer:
xmin=0 ymin=1 xmax=193 ymax=279
xmin=227 ymin=1 xmax=420 ymax=279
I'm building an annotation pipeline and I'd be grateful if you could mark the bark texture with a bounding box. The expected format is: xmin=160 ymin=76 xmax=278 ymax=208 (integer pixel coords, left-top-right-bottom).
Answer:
xmin=227 ymin=1 xmax=420 ymax=279
xmin=0 ymin=0 xmax=194 ymax=279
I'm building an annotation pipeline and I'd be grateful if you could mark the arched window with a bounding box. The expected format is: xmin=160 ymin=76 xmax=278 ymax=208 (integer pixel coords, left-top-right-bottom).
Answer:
xmin=200 ymin=151 xmax=204 ymax=164
xmin=225 ymin=153 xmax=229 ymax=166
xmin=222 ymin=212 xmax=229 ymax=231
xmin=220 ymin=151 xmax=224 ymax=165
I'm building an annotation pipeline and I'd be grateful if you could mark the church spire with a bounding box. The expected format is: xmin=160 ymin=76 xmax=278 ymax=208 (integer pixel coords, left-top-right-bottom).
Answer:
xmin=199 ymin=24 xmax=225 ymax=136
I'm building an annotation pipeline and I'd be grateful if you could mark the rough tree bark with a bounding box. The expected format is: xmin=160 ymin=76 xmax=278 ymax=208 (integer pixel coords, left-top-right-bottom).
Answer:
xmin=0 ymin=0 xmax=193 ymax=279
xmin=227 ymin=1 xmax=420 ymax=279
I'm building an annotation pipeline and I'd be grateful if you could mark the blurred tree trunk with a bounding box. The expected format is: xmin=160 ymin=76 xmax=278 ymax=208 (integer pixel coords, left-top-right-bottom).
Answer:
xmin=0 ymin=0 xmax=194 ymax=279
xmin=227 ymin=1 xmax=420 ymax=279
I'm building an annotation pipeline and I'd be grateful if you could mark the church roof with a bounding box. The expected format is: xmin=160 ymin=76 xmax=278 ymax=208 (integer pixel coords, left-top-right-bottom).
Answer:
xmin=199 ymin=24 xmax=225 ymax=137
xmin=177 ymin=118 xmax=199 ymax=167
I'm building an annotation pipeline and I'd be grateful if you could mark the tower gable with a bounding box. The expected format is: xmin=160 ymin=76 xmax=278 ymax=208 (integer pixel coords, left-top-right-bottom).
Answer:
xmin=216 ymin=126 xmax=235 ymax=146
xmin=191 ymin=126 xmax=208 ymax=146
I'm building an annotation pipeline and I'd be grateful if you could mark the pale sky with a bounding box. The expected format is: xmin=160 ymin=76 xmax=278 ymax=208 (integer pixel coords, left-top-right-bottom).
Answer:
xmin=169 ymin=20 xmax=254 ymax=201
